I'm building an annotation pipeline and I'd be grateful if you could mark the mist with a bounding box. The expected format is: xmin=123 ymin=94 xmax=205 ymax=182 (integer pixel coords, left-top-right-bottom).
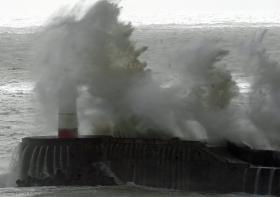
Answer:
xmin=33 ymin=0 xmax=280 ymax=150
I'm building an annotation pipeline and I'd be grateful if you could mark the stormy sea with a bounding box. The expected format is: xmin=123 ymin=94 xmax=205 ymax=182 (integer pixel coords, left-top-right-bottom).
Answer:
xmin=0 ymin=1 xmax=280 ymax=196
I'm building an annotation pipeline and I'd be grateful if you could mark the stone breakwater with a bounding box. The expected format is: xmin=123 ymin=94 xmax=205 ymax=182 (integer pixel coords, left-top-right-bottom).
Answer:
xmin=15 ymin=136 xmax=280 ymax=195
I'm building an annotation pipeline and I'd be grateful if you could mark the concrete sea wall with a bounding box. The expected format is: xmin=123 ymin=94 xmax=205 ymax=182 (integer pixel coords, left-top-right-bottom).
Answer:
xmin=16 ymin=136 xmax=280 ymax=195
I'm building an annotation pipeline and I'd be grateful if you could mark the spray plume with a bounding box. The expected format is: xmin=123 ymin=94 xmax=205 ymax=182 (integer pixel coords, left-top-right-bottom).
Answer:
xmin=33 ymin=0 xmax=280 ymax=149
xmin=238 ymin=30 xmax=280 ymax=149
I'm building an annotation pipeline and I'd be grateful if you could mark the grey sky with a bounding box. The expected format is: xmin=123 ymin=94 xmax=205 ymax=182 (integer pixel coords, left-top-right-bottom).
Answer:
xmin=0 ymin=0 xmax=279 ymax=26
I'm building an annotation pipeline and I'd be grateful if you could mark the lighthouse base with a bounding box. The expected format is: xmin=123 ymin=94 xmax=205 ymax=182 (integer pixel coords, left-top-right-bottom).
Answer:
xmin=16 ymin=136 xmax=280 ymax=195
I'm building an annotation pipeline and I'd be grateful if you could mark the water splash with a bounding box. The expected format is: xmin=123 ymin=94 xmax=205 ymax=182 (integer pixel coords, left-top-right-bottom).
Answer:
xmin=268 ymin=168 xmax=276 ymax=195
xmin=32 ymin=0 xmax=280 ymax=149
xmin=6 ymin=143 xmax=22 ymax=187
xmin=254 ymin=168 xmax=261 ymax=194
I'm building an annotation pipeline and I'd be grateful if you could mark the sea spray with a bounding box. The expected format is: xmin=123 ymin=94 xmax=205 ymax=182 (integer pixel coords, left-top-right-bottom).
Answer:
xmin=33 ymin=0 xmax=148 ymax=135
xmin=32 ymin=0 xmax=242 ymax=141
xmin=239 ymin=30 xmax=280 ymax=149
xmin=126 ymin=39 xmax=238 ymax=141
xmin=32 ymin=0 xmax=278 ymax=148
xmin=6 ymin=143 xmax=22 ymax=187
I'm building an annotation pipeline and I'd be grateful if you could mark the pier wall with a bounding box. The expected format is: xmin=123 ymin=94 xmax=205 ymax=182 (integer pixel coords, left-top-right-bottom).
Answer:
xmin=16 ymin=136 xmax=280 ymax=195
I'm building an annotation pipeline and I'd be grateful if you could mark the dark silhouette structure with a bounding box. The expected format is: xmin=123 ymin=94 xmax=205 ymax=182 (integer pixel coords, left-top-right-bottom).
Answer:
xmin=16 ymin=136 xmax=280 ymax=195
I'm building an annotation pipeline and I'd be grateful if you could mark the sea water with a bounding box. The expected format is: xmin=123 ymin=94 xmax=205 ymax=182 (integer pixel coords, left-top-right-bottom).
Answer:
xmin=0 ymin=24 xmax=278 ymax=196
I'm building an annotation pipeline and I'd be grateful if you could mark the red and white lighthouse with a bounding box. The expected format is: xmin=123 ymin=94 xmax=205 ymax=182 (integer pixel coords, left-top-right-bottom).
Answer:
xmin=58 ymin=98 xmax=78 ymax=138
